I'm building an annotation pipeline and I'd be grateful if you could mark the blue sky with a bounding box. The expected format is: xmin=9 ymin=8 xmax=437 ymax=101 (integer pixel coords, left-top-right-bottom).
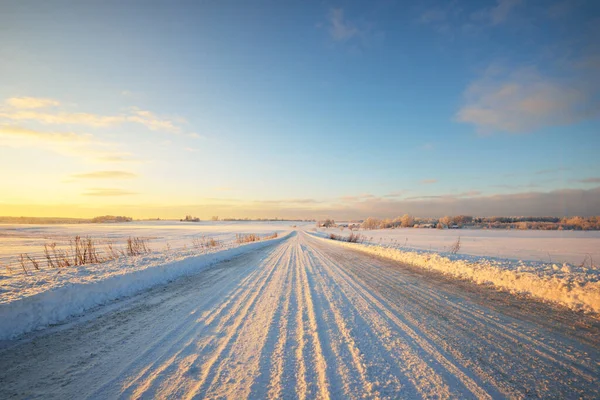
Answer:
xmin=0 ymin=0 xmax=599 ymax=218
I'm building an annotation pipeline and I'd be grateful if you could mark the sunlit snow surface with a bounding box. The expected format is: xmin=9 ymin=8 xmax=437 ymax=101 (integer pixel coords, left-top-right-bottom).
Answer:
xmin=319 ymin=226 xmax=600 ymax=265
xmin=0 ymin=221 xmax=301 ymax=339
xmin=315 ymin=228 xmax=600 ymax=313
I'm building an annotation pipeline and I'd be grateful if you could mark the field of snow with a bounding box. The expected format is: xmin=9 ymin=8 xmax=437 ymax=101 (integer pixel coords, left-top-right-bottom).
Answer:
xmin=0 ymin=220 xmax=308 ymax=267
xmin=319 ymin=226 xmax=600 ymax=266
xmin=1 ymin=232 xmax=598 ymax=398
xmin=0 ymin=221 xmax=303 ymax=339
xmin=312 ymin=230 xmax=600 ymax=314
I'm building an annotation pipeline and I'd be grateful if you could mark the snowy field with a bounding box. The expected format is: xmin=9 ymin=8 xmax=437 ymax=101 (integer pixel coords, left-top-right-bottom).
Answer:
xmin=0 ymin=220 xmax=308 ymax=267
xmin=0 ymin=221 xmax=303 ymax=339
xmin=313 ymin=229 xmax=600 ymax=314
xmin=319 ymin=226 xmax=600 ymax=265
xmin=1 ymin=232 xmax=598 ymax=398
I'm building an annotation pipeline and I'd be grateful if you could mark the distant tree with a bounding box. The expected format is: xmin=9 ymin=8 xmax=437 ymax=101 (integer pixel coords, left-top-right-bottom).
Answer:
xmin=400 ymin=214 xmax=415 ymax=228
xmin=361 ymin=217 xmax=381 ymax=230
xmin=439 ymin=216 xmax=452 ymax=228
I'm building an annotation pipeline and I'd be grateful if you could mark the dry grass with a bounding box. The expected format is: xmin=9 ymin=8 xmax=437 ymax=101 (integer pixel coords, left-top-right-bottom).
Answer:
xmin=235 ymin=232 xmax=278 ymax=244
xmin=449 ymin=236 xmax=461 ymax=254
xmin=329 ymin=232 xmax=366 ymax=243
xmin=12 ymin=236 xmax=151 ymax=275
xmin=236 ymin=233 xmax=262 ymax=244
xmin=192 ymin=236 xmax=222 ymax=250
xmin=127 ymin=237 xmax=151 ymax=256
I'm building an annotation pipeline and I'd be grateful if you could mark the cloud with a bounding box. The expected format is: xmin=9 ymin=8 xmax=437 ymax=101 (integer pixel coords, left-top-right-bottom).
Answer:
xmin=535 ymin=167 xmax=570 ymax=175
xmin=0 ymin=98 xmax=184 ymax=134
xmin=489 ymin=0 xmax=522 ymax=25
xmin=419 ymin=8 xmax=446 ymax=24
xmin=328 ymin=8 xmax=359 ymax=41
xmin=578 ymin=177 xmax=600 ymax=183
xmin=0 ymin=124 xmax=91 ymax=143
xmin=456 ymin=64 xmax=600 ymax=133
xmin=470 ymin=0 xmax=522 ymax=25
xmin=405 ymin=190 xmax=481 ymax=201
xmin=492 ymin=183 xmax=539 ymax=189
xmin=126 ymin=108 xmax=182 ymax=133
xmin=339 ymin=193 xmax=377 ymax=202
xmin=83 ymin=188 xmax=138 ymax=196
xmin=421 ymin=179 xmax=438 ymax=184
xmin=0 ymin=124 xmax=128 ymax=162
xmin=6 ymin=97 xmax=60 ymax=109
xmin=383 ymin=190 xmax=407 ymax=198
xmin=71 ymin=171 xmax=137 ymax=179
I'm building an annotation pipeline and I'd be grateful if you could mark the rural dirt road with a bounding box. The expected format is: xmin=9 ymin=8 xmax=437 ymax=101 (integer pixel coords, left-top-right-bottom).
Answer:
xmin=1 ymin=231 xmax=599 ymax=399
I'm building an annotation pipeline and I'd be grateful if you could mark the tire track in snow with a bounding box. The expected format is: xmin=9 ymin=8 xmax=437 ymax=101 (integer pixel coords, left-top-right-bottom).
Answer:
xmin=319 ymin=237 xmax=600 ymax=398
xmin=1 ymin=231 xmax=599 ymax=399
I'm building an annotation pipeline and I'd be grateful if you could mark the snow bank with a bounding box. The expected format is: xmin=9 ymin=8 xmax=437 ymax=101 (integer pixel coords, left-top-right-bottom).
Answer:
xmin=311 ymin=233 xmax=600 ymax=314
xmin=0 ymin=232 xmax=291 ymax=340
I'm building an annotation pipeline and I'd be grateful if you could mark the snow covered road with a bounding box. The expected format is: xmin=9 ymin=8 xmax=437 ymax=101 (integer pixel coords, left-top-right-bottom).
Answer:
xmin=1 ymin=231 xmax=599 ymax=399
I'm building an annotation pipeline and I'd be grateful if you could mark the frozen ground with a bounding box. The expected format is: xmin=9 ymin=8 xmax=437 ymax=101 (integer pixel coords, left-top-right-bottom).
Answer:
xmin=319 ymin=226 xmax=600 ymax=266
xmin=0 ymin=220 xmax=307 ymax=266
xmin=0 ymin=221 xmax=299 ymax=339
xmin=0 ymin=232 xmax=598 ymax=399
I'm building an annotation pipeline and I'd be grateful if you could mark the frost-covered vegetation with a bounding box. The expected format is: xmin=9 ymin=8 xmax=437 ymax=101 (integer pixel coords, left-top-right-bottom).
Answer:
xmin=313 ymin=232 xmax=600 ymax=314
xmin=358 ymin=215 xmax=600 ymax=230
xmin=0 ymin=215 xmax=133 ymax=224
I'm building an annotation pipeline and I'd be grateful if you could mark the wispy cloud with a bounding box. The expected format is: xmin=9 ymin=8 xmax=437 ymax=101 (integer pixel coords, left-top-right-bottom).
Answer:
xmin=83 ymin=188 xmax=138 ymax=196
xmin=0 ymin=124 xmax=128 ymax=162
xmin=339 ymin=193 xmax=377 ymax=202
xmin=71 ymin=170 xmax=137 ymax=179
xmin=0 ymin=98 xmax=184 ymax=134
xmin=329 ymin=8 xmax=359 ymax=41
xmin=471 ymin=0 xmax=522 ymax=25
xmin=405 ymin=190 xmax=481 ymax=201
xmin=535 ymin=167 xmax=570 ymax=175
xmin=6 ymin=97 xmax=60 ymax=109
xmin=456 ymin=63 xmax=600 ymax=133
xmin=578 ymin=177 xmax=600 ymax=184
xmin=419 ymin=8 xmax=446 ymax=24
xmin=383 ymin=190 xmax=407 ymax=198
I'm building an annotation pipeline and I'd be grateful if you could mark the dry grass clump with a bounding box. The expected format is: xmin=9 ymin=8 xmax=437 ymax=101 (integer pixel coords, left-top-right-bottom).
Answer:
xmin=127 ymin=237 xmax=151 ymax=256
xmin=329 ymin=232 xmax=365 ymax=243
xmin=14 ymin=236 xmax=151 ymax=275
xmin=236 ymin=233 xmax=261 ymax=244
xmin=449 ymin=236 xmax=461 ymax=254
xmin=192 ymin=236 xmax=221 ymax=250
xmin=235 ymin=232 xmax=278 ymax=244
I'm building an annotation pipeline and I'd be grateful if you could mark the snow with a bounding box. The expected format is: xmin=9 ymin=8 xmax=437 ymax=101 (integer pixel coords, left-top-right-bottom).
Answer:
xmin=311 ymin=231 xmax=600 ymax=314
xmin=0 ymin=227 xmax=293 ymax=340
xmin=0 ymin=220 xmax=307 ymax=266
xmin=1 ymin=232 xmax=598 ymax=399
xmin=320 ymin=226 xmax=600 ymax=265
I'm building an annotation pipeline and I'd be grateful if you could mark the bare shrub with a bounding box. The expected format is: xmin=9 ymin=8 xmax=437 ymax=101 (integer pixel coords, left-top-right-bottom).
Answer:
xmin=236 ymin=233 xmax=261 ymax=244
xmin=19 ymin=254 xmax=29 ymax=275
xmin=127 ymin=237 xmax=150 ymax=256
xmin=449 ymin=236 xmax=461 ymax=254
xmin=329 ymin=233 xmax=365 ymax=243
xmin=347 ymin=232 xmax=365 ymax=243
xmin=193 ymin=236 xmax=221 ymax=250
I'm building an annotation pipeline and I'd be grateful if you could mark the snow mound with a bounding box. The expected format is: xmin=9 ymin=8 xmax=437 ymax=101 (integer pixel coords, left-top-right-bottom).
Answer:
xmin=0 ymin=233 xmax=291 ymax=340
xmin=312 ymin=234 xmax=600 ymax=314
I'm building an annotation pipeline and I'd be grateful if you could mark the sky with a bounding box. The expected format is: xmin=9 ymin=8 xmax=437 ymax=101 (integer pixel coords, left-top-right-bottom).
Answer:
xmin=0 ymin=0 xmax=599 ymax=219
